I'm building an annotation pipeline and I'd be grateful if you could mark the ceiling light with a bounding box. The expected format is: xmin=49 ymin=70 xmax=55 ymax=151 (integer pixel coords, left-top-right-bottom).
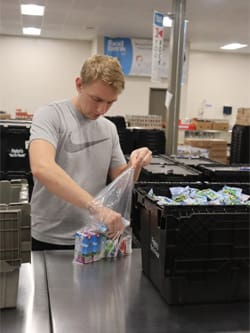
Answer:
xmin=22 ymin=27 xmax=41 ymax=36
xmin=21 ymin=4 xmax=45 ymax=16
xmin=163 ymin=16 xmax=172 ymax=27
xmin=220 ymin=43 xmax=247 ymax=50
xmin=163 ymin=15 xmax=188 ymax=28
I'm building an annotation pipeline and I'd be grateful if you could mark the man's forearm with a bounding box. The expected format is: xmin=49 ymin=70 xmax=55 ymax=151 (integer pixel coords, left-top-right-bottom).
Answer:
xmin=32 ymin=161 xmax=94 ymax=209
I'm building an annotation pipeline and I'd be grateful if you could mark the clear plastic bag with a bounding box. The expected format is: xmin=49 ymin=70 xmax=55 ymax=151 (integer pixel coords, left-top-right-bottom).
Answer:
xmin=73 ymin=168 xmax=134 ymax=264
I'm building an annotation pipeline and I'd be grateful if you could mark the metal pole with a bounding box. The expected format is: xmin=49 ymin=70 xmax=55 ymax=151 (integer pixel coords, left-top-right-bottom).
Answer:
xmin=165 ymin=0 xmax=186 ymax=155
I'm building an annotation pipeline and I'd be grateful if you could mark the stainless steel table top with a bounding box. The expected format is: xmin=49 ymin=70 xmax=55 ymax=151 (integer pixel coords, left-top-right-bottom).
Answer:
xmin=0 ymin=252 xmax=51 ymax=333
xmin=45 ymin=249 xmax=250 ymax=333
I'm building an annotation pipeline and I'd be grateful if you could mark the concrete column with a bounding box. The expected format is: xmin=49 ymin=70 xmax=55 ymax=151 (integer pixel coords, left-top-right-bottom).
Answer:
xmin=165 ymin=0 xmax=186 ymax=155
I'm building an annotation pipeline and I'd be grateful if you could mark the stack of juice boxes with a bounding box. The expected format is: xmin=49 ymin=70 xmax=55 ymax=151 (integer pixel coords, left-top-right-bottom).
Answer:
xmin=74 ymin=231 xmax=105 ymax=264
xmin=74 ymin=227 xmax=132 ymax=264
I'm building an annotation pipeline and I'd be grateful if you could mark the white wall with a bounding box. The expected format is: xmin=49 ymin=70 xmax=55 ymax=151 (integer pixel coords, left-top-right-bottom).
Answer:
xmin=110 ymin=77 xmax=168 ymax=116
xmin=185 ymin=51 xmax=250 ymax=126
xmin=0 ymin=36 xmax=91 ymax=115
xmin=0 ymin=35 xmax=167 ymax=117
xmin=0 ymin=35 xmax=250 ymax=128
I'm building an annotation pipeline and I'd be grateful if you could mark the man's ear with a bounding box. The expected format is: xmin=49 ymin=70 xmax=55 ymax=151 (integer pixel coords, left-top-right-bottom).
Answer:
xmin=75 ymin=77 xmax=82 ymax=92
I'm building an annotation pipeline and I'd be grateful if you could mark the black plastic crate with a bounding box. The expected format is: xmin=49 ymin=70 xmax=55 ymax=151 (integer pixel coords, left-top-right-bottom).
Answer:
xmin=117 ymin=128 xmax=135 ymax=155
xmin=149 ymin=154 xmax=176 ymax=165
xmin=139 ymin=163 xmax=202 ymax=182
xmin=133 ymin=129 xmax=166 ymax=154
xmin=131 ymin=154 xmax=176 ymax=166
xmin=230 ymin=125 xmax=250 ymax=164
xmin=105 ymin=116 xmax=126 ymax=129
xmin=198 ymin=164 xmax=250 ymax=182
xmin=132 ymin=181 xmax=250 ymax=243
xmin=169 ymin=156 xmax=223 ymax=169
xmin=135 ymin=182 xmax=250 ymax=304
xmin=131 ymin=181 xmax=204 ymax=243
xmin=0 ymin=125 xmax=30 ymax=173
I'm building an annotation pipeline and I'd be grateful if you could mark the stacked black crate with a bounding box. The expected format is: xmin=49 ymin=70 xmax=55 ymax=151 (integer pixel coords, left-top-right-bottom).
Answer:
xmin=135 ymin=181 xmax=250 ymax=304
xmin=105 ymin=117 xmax=166 ymax=156
xmin=117 ymin=128 xmax=135 ymax=155
xmin=105 ymin=116 xmax=135 ymax=155
xmin=230 ymin=125 xmax=250 ymax=164
xmin=0 ymin=123 xmax=33 ymax=200
xmin=198 ymin=164 xmax=250 ymax=183
xmin=138 ymin=154 xmax=202 ymax=182
xmin=105 ymin=115 xmax=126 ymax=129
xmin=169 ymin=156 xmax=224 ymax=171
xmin=133 ymin=128 xmax=166 ymax=154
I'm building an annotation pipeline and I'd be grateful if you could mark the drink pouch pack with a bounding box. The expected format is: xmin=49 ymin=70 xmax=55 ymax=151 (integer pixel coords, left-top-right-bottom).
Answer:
xmin=73 ymin=168 xmax=134 ymax=264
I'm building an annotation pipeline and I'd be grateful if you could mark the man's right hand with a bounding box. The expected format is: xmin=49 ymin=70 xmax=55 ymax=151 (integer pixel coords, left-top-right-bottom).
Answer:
xmin=88 ymin=202 xmax=125 ymax=238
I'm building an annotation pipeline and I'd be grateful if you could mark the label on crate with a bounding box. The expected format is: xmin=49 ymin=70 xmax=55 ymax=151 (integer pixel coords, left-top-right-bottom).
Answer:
xmin=150 ymin=236 xmax=160 ymax=258
xmin=8 ymin=148 xmax=26 ymax=158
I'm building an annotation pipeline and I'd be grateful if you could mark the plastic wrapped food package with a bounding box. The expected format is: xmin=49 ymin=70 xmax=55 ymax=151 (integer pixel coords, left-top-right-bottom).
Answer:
xmin=73 ymin=168 xmax=134 ymax=264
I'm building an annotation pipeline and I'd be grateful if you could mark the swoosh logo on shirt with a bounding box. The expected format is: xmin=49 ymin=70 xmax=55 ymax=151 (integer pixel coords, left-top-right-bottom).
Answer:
xmin=64 ymin=135 xmax=109 ymax=153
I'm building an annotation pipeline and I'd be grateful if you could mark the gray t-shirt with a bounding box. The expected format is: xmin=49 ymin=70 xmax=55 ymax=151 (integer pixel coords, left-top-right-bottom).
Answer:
xmin=29 ymin=99 xmax=126 ymax=245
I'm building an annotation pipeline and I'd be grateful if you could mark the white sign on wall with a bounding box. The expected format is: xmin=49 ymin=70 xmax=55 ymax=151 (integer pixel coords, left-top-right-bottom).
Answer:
xmin=104 ymin=36 xmax=168 ymax=78
xmin=151 ymin=11 xmax=165 ymax=82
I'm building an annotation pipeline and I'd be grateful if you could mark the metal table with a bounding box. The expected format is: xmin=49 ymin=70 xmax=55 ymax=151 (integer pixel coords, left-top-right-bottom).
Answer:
xmin=45 ymin=249 xmax=250 ymax=333
xmin=0 ymin=252 xmax=51 ymax=333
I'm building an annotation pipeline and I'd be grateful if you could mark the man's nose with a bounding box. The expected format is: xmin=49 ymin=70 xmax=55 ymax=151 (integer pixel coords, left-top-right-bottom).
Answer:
xmin=97 ymin=102 xmax=109 ymax=115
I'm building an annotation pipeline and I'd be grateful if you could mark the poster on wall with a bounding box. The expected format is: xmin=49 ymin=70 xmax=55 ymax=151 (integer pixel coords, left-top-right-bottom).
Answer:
xmin=151 ymin=11 xmax=164 ymax=82
xmin=104 ymin=36 xmax=168 ymax=78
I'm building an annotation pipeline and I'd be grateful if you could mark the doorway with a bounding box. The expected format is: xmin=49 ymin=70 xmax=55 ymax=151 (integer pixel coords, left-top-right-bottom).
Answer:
xmin=149 ymin=88 xmax=167 ymax=122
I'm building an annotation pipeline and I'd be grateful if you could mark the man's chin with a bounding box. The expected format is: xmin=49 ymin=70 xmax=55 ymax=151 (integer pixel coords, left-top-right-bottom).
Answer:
xmin=91 ymin=114 xmax=101 ymax=120
xmin=84 ymin=113 xmax=99 ymax=120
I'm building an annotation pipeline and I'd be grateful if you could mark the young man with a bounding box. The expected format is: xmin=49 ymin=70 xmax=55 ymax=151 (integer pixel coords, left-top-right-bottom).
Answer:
xmin=29 ymin=54 xmax=152 ymax=250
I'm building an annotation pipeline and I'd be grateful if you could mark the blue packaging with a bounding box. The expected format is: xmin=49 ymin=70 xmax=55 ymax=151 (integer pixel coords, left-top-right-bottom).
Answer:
xmin=91 ymin=233 xmax=98 ymax=254
xmin=82 ymin=233 xmax=91 ymax=256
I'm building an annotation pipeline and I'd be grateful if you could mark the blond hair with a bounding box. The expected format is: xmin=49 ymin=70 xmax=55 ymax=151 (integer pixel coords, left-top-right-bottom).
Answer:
xmin=80 ymin=54 xmax=125 ymax=94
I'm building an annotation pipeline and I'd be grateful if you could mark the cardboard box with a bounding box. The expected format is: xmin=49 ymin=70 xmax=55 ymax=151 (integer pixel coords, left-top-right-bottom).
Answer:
xmin=184 ymin=138 xmax=227 ymax=164
xmin=185 ymin=138 xmax=227 ymax=148
xmin=0 ymin=113 xmax=11 ymax=120
xmin=192 ymin=119 xmax=213 ymax=130
xmin=236 ymin=108 xmax=250 ymax=126
xmin=212 ymin=120 xmax=229 ymax=131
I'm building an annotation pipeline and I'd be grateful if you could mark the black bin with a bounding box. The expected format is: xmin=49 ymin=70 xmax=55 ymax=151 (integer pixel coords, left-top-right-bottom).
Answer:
xmin=169 ymin=156 xmax=224 ymax=170
xmin=133 ymin=129 xmax=166 ymax=154
xmin=139 ymin=163 xmax=202 ymax=182
xmin=131 ymin=181 xmax=202 ymax=244
xmin=230 ymin=125 xmax=250 ymax=164
xmin=149 ymin=154 xmax=176 ymax=165
xmin=0 ymin=125 xmax=31 ymax=173
xmin=135 ymin=182 xmax=250 ymax=304
xmin=198 ymin=164 xmax=250 ymax=182
xmin=105 ymin=116 xmax=126 ymax=129
xmin=117 ymin=128 xmax=135 ymax=155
